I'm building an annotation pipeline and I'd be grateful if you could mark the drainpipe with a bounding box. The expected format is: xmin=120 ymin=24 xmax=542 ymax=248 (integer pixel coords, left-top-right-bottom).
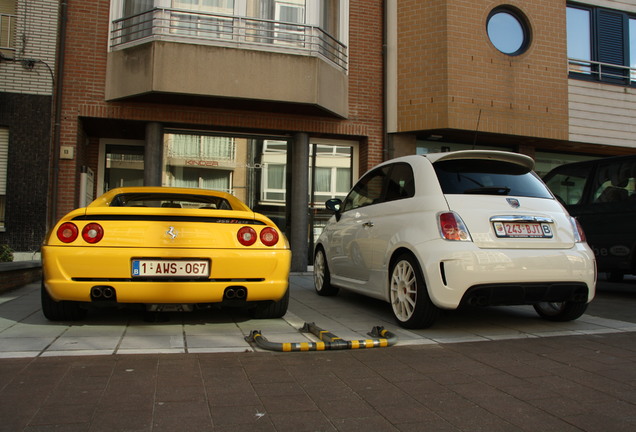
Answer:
xmin=49 ymin=0 xmax=68 ymax=227
xmin=382 ymin=0 xmax=389 ymax=162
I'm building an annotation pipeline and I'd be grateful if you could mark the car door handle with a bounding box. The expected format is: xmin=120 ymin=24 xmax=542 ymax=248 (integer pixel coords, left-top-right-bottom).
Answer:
xmin=363 ymin=221 xmax=374 ymax=228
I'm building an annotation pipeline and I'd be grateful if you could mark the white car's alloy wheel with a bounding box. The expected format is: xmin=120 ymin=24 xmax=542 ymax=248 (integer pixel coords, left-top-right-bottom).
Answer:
xmin=314 ymin=250 xmax=326 ymax=290
xmin=313 ymin=248 xmax=339 ymax=296
xmin=390 ymin=259 xmax=418 ymax=322
xmin=389 ymin=253 xmax=439 ymax=329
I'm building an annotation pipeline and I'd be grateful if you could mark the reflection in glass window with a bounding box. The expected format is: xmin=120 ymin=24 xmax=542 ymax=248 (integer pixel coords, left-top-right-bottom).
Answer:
xmin=487 ymin=9 xmax=528 ymax=55
xmin=167 ymin=166 xmax=232 ymax=193
xmin=631 ymin=18 xmax=636 ymax=80
xmin=567 ymin=7 xmax=591 ymax=73
xmin=264 ymin=163 xmax=286 ymax=201
xmin=166 ymin=134 xmax=235 ymax=160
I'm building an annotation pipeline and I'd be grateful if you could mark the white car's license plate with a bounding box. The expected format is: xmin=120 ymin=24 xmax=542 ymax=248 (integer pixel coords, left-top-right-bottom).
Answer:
xmin=493 ymin=222 xmax=553 ymax=238
xmin=132 ymin=259 xmax=210 ymax=277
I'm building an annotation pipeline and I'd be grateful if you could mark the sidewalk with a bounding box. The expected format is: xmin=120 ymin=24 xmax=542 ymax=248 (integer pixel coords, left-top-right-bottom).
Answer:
xmin=1 ymin=276 xmax=636 ymax=431
xmin=2 ymin=276 xmax=636 ymax=358
xmin=1 ymin=332 xmax=635 ymax=431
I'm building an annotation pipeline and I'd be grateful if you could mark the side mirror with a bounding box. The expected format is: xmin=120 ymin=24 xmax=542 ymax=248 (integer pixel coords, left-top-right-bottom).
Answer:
xmin=325 ymin=198 xmax=342 ymax=221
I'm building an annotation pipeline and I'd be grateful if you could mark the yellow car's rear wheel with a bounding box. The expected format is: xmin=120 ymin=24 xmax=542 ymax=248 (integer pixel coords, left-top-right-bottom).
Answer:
xmin=41 ymin=281 xmax=87 ymax=321
xmin=250 ymin=285 xmax=289 ymax=319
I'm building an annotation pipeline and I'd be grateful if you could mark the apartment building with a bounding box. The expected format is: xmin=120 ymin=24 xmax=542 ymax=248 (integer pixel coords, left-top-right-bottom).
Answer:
xmin=3 ymin=0 xmax=636 ymax=268
xmin=0 ymin=0 xmax=58 ymax=257
xmin=386 ymin=0 xmax=636 ymax=176
xmin=46 ymin=0 xmax=383 ymax=270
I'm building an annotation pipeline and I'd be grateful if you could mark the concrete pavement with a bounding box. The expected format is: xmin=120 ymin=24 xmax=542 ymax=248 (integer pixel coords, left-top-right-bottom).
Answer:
xmin=1 ymin=275 xmax=635 ymax=431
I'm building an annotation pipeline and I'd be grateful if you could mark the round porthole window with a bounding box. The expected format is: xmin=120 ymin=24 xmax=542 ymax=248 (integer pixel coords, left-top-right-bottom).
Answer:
xmin=487 ymin=7 xmax=530 ymax=55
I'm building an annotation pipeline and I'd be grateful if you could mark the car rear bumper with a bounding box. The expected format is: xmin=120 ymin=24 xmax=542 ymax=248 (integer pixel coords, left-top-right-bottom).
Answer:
xmin=42 ymin=246 xmax=291 ymax=304
xmin=417 ymin=242 xmax=596 ymax=309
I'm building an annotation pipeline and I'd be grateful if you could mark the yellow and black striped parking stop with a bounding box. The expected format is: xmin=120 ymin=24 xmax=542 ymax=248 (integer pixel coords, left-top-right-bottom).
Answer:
xmin=245 ymin=322 xmax=397 ymax=352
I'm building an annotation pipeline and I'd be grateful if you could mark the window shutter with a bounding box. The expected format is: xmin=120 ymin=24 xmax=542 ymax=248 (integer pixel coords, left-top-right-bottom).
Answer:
xmin=596 ymin=9 xmax=627 ymax=81
xmin=0 ymin=128 xmax=8 ymax=195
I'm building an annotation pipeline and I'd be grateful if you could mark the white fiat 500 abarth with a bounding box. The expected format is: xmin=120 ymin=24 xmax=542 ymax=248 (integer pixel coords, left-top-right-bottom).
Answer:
xmin=313 ymin=151 xmax=596 ymax=329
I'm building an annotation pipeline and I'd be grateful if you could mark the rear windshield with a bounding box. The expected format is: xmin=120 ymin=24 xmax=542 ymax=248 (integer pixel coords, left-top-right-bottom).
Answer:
xmin=434 ymin=159 xmax=553 ymax=198
xmin=109 ymin=193 xmax=233 ymax=210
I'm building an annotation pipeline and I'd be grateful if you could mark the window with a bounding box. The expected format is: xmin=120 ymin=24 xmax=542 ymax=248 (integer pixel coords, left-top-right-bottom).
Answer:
xmin=487 ymin=7 xmax=530 ymax=56
xmin=261 ymin=140 xmax=288 ymax=203
xmin=631 ymin=18 xmax=636 ymax=80
xmin=310 ymin=143 xmax=352 ymax=205
xmin=172 ymin=0 xmax=235 ymax=39
xmin=543 ymin=164 xmax=591 ymax=206
xmin=0 ymin=128 xmax=7 ymax=230
xmin=121 ymin=0 xmax=154 ymax=41
xmin=592 ymin=159 xmax=636 ymax=203
xmin=0 ymin=0 xmax=17 ymax=53
xmin=342 ymin=166 xmax=388 ymax=212
xmin=433 ymin=159 xmax=553 ymax=199
xmin=385 ymin=163 xmax=415 ymax=202
xmin=263 ymin=163 xmax=286 ymax=202
xmin=567 ymin=6 xmax=591 ymax=74
xmin=166 ymin=134 xmax=235 ymax=160
xmin=567 ymin=4 xmax=635 ymax=84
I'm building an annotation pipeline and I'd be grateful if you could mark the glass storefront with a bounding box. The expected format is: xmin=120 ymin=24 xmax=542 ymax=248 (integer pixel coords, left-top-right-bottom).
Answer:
xmin=163 ymin=132 xmax=290 ymax=230
xmin=101 ymin=132 xmax=356 ymax=262
xmin=104 ymin=144 xmax=144 ymax=190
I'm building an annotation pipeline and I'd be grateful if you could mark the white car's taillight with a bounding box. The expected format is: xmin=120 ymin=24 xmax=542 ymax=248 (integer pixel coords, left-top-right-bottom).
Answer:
xmin=438 ymin=212 xmax=472 ymax=241
xmin=570 ymin=217 xmax=587 ymax=243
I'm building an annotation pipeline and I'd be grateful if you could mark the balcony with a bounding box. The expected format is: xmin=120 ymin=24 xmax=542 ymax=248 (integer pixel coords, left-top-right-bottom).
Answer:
xmin=568 ymin=58 xmax=636 ymax=86
xmin=105 ymin=8 xmax=349 ymax=118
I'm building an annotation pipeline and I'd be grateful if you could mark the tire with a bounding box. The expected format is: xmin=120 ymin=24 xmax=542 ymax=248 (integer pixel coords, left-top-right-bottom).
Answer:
xmin=250 ymin=285 xmax=289 ymax=319
xmin=389 ymin=253 xmax=439 ymax=329
xmin=533 ymin=301 xmax=588 ymax=322
xmin=41 ymin=281 xmax=87 ymax=321
xmin=313 ymin=247 xmax=339 ymax=296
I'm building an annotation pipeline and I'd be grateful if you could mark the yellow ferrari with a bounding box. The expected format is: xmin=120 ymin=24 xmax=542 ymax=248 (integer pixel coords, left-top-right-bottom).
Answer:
xmin=41 ymin=187 xmax=291 ymax=321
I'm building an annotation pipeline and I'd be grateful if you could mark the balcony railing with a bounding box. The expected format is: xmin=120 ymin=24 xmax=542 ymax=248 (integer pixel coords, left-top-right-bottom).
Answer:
xmin=111 ymin=8 xmax=347 ymax=71
xmin=0 ymin=13 xmax=16 ymax=52
xmin=568 ymin=58 xmax=636 ymax=86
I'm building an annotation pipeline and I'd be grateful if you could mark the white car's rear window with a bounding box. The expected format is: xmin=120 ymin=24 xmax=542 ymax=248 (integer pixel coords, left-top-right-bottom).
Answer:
xmin=433 ymin=159 xmax=552 ymax=198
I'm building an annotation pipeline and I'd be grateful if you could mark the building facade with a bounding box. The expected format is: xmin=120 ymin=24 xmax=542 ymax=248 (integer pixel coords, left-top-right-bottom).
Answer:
xmin=50 ymin=0 xmax=384 ymax=271
xmin=2 ymin=0 xmax=636 ymax=269
xmin=0 ymin=0 xmax=58 ymax=257
xmin=386 ymin=0 xmax=636 ymax=176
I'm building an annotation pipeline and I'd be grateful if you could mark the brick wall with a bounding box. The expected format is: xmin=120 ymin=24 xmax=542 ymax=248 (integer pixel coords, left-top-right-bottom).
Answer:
xmin=397 ymin=0 xmax=569 ymax=140
xmin=54 ymin=0 xmax=385 ymax=217
xmin=0 ymin=92 xmax=51 ymax=252
xmin=0 ymin=0 xmax=58 ymax=95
